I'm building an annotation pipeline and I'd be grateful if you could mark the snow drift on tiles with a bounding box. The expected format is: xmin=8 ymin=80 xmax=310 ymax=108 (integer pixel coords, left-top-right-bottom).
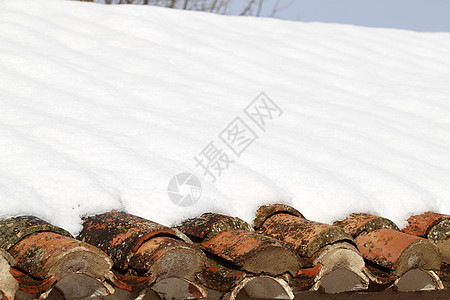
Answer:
xmin=0 ymin=0 xmax=450 ymax=234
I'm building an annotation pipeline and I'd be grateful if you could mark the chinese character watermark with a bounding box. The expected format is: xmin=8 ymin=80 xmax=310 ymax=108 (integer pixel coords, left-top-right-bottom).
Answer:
xmin=219 ymin=117 xmax=258 ymax=157
xmin=245 ymin=92 xmax=283 ymax=131
xmin=193 ymin=141 xmax=234 ymax=182
xmin=169 ymin=92 xmax=283 ymax=206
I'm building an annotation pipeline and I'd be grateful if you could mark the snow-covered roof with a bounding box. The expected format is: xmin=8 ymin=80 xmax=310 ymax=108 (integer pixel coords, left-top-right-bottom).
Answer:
xmin=0 ymin=207 xmax=448 ymax=298
xmin=1 ymin=0 xmax=449 ymax=234
xmin=0 ymin=0 xmax=449 ymax=298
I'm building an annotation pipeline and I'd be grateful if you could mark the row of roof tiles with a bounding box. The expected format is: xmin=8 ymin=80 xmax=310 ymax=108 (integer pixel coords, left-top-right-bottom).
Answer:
xmin=0 ymin=204 xmax=448 ymax=299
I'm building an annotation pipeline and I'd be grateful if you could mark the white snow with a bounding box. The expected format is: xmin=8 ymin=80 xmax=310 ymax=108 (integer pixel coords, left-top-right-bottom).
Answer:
xmin=1 ymin=0 xmax=450 ymax=234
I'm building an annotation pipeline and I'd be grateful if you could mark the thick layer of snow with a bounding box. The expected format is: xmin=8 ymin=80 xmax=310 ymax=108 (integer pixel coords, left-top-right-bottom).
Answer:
xmin=1 ymin=0 xmax=449 ymax=234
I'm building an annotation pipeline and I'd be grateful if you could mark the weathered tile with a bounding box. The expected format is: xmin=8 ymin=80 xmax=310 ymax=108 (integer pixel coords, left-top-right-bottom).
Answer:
xmin=78 ymin=211 xmax=207 ymax=299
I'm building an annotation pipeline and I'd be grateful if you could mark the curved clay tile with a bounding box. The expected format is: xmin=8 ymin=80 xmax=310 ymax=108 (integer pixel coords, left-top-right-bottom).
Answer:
xmin=253 ymin=203 xmax=305 ymax=229
xmin=0 ymin=249 xmax=18 ymax=300
xmin=179 ymin=213 xmax=299 ymax=297
xmin=179 ymin=212 xmax=254 ymax=242
xmin=199 ymin=257 xmax=246 ymax=294
xmin=291 ymin=242 xmax=370 ymax=293
xmin=78 ymin=211 xmax=207 ymax=299
xmin=0 ymin=216 xmax=71 ymax=251
xmin=402 ymin=212 xmax=450 ymax=267
xmin=254 ymin=204 xmax=369 ymax=293
xmin=255 ymin=205 xmax=354 ymax=259
xmin=402 ymin=212 xmax=449 ymax=239
xmin=300 ymin=242 xmax=369 ymax=293
xmin=225 ymin=276 xmax=294 ymax=300
xmin=335 ymin=212 xmax=447 ymax=290
xmin=201 ymin=229 xmax=300 ymax=276
xmin=181 ymin=213 xmax=300 ymax=275
xmin=199 ymin=246 xmax=294 ymax=299
xmin=0 ymin=216 xmax=114 ymax=299
xmin=356 ymin=228 xmax=443 ymax=291
xmin=394 ymin=268 xmax=444 ymax=292
xmin=78 ymin=211 xmax=188 ymax=270
xmin=333 ymin=213 xmax=399 ymax=237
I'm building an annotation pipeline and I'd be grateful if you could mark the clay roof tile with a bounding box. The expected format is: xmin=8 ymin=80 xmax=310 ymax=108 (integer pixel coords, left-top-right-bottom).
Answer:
xmin=0 ymin=216 xmax=114 ymax=299
xmin=77 ymin=211 xmax=207 ymax=298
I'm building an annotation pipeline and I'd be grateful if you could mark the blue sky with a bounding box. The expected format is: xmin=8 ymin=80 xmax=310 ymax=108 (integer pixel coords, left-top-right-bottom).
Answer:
xmin=242 ymin=0 xmax=450 ymax=32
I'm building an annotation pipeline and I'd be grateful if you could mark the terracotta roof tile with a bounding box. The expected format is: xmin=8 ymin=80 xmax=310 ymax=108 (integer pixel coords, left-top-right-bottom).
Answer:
xmin=1 ymin=209 xmax=449 ymax=298
xmin=254 ymin=204 xmax=369 ymax=293
xmin=301 ymin=242 xmax=369 ymax=293
xmin=212 ymin=270 xmax=295 ymax=300
xmin=333 ymin=213 xmax=399 ymax=237
xmin=255 ymin=207 xmax=354 ymax=259
xmin=0 ymin=216 xmax=114 ymax=299
xmin=295 ymin=263 xmax=324 ymax=290
xmin=179 ymin=212 xmax=254 ymax=242
xmin=199 ymin=257 xmax=294 ymax=300
xmin=199 ymin=257 xmax=245 ymax=293
xmin=225 ymin=275 xmax=294 ymax=300
xmin=78 ymin=211 xmax=207 ymax=299
xmin=400 ymin=212 xmax=450 ymax=290
xmin=179 ymin=213 xmax=298 ymax=298
xmin=78 ymin=211 xmax=189 ymax=270
xmin=253 ymin=203 xmax=304 ymax=229
xmin=0 ymin=216 xmax=71 ymax=251
xmin=356 ymin=228 xmax=441 ymax=275
xmin=179 ymin=213 xmax=300 ymax=274
xmin=401 ymin=212 xmax=450 ymax=266
xmin=402 ymin=212 xmax=450 ymax=239
xmin=202 ymin=229 xmax=300 ymax=276
xmin=0 ymin=249 xmax=18 ymax=300
xmin=335 ymin=213 xmax=445 ymax=291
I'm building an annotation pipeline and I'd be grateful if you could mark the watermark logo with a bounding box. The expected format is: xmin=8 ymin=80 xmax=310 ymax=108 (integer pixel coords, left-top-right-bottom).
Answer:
xmin=167 ymin=173 xmax=202 ymax=207
xmin=219 ymin=117 xmax=258 ymax=157
xmin=169 ymin=92 xmax=283 ymax=206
